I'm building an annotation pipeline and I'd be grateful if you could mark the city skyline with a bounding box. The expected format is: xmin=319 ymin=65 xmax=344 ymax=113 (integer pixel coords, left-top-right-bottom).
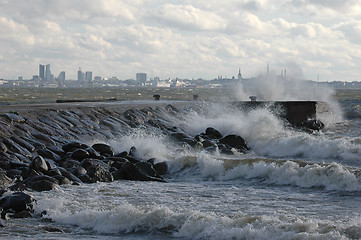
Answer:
xmin=1 ymin=1 xmax=361 ymax=82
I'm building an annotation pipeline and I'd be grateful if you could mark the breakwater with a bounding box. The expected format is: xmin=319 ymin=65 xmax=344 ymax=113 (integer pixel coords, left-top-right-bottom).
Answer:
xmin=0 ymin=100 xmax=324 ymax=226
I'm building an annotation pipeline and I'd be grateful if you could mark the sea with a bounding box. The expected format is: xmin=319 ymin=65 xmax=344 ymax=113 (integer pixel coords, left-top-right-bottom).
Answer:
xmin=0 ymin=86 xmax=360 ymax=239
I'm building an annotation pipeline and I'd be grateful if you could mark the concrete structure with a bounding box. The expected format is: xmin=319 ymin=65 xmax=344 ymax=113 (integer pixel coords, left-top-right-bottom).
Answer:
xmin=39 ymin=64 xmax=45 ymax=80
xmin=46 ymin=64 xmax=51 ymax=81
xmin=77 ymin=68 xmax=85 ymax=81
xmin=136 ymin=73 xmax=147 ymax=86
xmin=85 ymin=71 xmax=93 ymax=82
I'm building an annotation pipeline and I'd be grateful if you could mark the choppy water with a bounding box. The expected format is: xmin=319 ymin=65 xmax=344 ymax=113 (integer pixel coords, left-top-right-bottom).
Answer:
xmin=0 ymin=87 xmax=360 ymax=239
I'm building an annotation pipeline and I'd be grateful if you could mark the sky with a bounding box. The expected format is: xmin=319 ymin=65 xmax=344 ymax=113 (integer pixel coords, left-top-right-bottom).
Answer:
xmin=0 ymin=0 xmax=361 ymax=81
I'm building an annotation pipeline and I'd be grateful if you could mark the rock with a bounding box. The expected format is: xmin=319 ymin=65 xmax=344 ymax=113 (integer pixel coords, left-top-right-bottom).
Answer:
xmin=80 ymin=159 xmax=113 ymax=183
xmin=45 ymin=168 xmax=62 ymax=177
xmin=0 ymin=218 xmax=5 ymax=227
xmin=25 ymin=175 xmax=59 ymax=192
xmin=6 ymin=169 xmax=22 ymax=179
xmin=29 ymin=156 xmax=49 ymax=173
xmin=1 ymin=113 xmax=25 ymax=123
xmin=32 ymin=133 xmax=56 ymax=146
xmin=153 ymin=161 xmax=168 ymax=175
xmin=114 ymin=151 xmax=128 ymax=158
xmin=301 ymin=119 xmax=325 ymax=131
xmin=0 ymin=142 xmax=7 ymax=153
xmin=0 ymin=171 xmax=12 ymax=188
xmin=59 ymin=159 xmax=80 ymax=169
xmin=86 ymin=147 xmax=101 ymax=158
xmin=57 ymin=167 xmax=82 ymax=184
xmin=204 ymin=127 xmax=223 ymax=139
xmin=112 ymin=162 xmax=165 ymax=182
xmin=0 ymin=192 xmax=33 ymax=213
xmin=62 ymin=141 xmax=89 ymax=153
xmin=92 ymin=143 xmax=114 ymax=157
xmin=53 ymin=175 xmax=71 ymax=185
xmin=42 ymin=226 xmax=63 ymax=233
xmin=9 ymin=182 xmax=28 ymax=191
xmin=10 ymin=210 xmax=33 ymax=218
xmin=2 ymin=138 xmax=32 ymax=157
xmin=37 ymin=149 xmax=61 ymax=162
xmin=135 ymin=162 xmax=163 ymax=179
xmin=218 ymin=135 xmax=250 ymax=152
xmin=69 ymin=166 xmax=87 ymax=177
xmin=10 ymin=136 xmax=35 ymax=152
xmin=71 ymin=149 xmax=90 ymax=161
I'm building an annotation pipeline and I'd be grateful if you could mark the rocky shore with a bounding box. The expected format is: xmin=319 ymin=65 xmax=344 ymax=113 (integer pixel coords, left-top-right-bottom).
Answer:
xmin=0 ymin=101 xmax=252 ymax=227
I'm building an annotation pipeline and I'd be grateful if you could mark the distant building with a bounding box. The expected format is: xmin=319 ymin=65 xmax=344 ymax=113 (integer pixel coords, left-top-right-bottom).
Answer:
xmin=77 ymin=67 xmax=85 ymax=81
xmin=94 ymin=76 xmax=102 ymax=82
xmin=238 ymin=68 xmax=243 ymax=81
xmin=18 ymin=76 xmax=23 ymax=81
xmin=39 ymin=64 xmax=45 ymax=80
xmin=46 ymin=64 xmax=51 ymax=81
xmin=136 ymin=73 xmax=147 ymax=86
xmin=85 ymin=71 xmax=93 ymax=82
xmin=57 ymin=71 xmax=65 ymax=82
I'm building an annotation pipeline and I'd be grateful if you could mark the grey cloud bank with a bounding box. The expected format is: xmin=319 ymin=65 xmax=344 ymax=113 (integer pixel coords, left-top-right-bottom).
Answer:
xmin=0 ymin=0 xmax=361 ymax=81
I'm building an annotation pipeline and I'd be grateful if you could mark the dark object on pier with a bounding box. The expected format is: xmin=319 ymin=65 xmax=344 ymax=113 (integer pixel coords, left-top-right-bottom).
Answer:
xmin=249 ymin=96 xmax=257 ymax=102
xmin=153 ymin=94 xmax=160 ymax=100
xmin=193 ymin=95 xmax=199 ymax=100
xmin=56 ymin=98 xmax=116 ymax=103
xmin=235 ymin=101 xmax=322 ymax=128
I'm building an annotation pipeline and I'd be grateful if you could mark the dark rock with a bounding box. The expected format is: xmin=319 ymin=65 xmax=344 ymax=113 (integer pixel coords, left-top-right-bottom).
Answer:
xmin=114 ymin=151 xmax=128 ymax=158
xmin=86 ymin=147 xmax=101 ymax=158
xmin=10 ymin=210 xmax=33 ymax=218
xmin=2 ymin=138 xmax=32 ymax=157
xmin=0 ymin=142 xmax=7 ymax=153
xmin=92 ymin=143 xmax=114 ymax=157
xmin=113 ymin=162 xmax=165 ymax=182
xmin=42 ymin=226 xmax=63 ymax=233
xmin=21 ymin=168 xmax=40 ymax=179
xmin=69 ymin=166 xmax=87 ymax=177
xmin=29 ymin=156 xmax=48 ymax=172
xmin=59 ymin=159 xmax=80 ymax=169
xmin=153 ymin=161 xmax=168 ymax=175
xmin=53 ymin=175 xmax=71 ymax=185
xmin=38 ymin=149 xmax=61 ymax=162
xmin=62 ymin=141 xmax=89 ymax=153
xmin=0 ymin=192 xmax=33 ymax=213
xmin=9 ymin=182 xmax=28 ymax=191
xmin=301 ymin=119 xmax=325 ymax=131
xmin=21 ymin=137 xmax=46 ymax=149
xmin=219 ymin=135 xmax=250 ymax=152
xmin=46 ymin=145 xmax=65 ymax=157
xmin=202 ymin=139 xmax=217 ymax=148
xmin=0 ymin=171 xmax=12 ymax=188
xmin=10 ymin=136 xmax=35 ymax=152
xmin=6 ymin=169 xmax=22 ymax=179
xmin=45 ymin=168 xmax=62 ymax=177
xmin=71 ymin=149 xmax=90 ymax=161
xmin=0 ymin=218 xmax=5 ymax=227
xmin=1 ymin=113 xmax=25 ymax=123
xmin=57 ymin=167 xmax=82 ymax=184
xmin=32 ymin=133 xmax=56 ymax=146
xmin=25 ymin=175 xmax=59 ymax=192
xmin=80 ymin=159 xmax=113 ymax=183
xmin=135 ymin=162 xmax=163 ymax=179
xmin=204 ymin=127 xmax=223 ymax=139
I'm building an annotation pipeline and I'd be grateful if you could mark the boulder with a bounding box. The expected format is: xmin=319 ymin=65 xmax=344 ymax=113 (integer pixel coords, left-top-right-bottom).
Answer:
xmin=0 ymin=142 xmax=7 ymax=154
xmin=153 ymin=161 xmax=168 ymax=175
xmin=29 ymin=156 xmax=49 ymax=173
xmin=218 ymin=135 xmax=250 ymax=152
xmin=1 ymin=113 xmax=25 ymax=123
xmin=135 ymin=162 xmax=163 ymax=179
xmin=80 ymin=159 xmax=113 ymax=183
xmin=62 ymin=141 xmax=89 ymax=153
xmin=92 ymin=143 xmax=114 ymax=157
xmin=0 ymin=192 xmax=33 ymax=213
xmin=71 ymin=149 xmax=90 ymax=161
xmin=37 ymin=149 xmax=61 ymax=162
xmin=0 ymin=171 xmax=12 ymax=188
xmin=24 ymin=175 xmax=59 ymax=192
xmin=204 ymin=127 xmax=223 ymax=139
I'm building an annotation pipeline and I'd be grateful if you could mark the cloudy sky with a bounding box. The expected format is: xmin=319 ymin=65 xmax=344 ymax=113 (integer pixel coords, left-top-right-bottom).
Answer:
xmin=1 ymin=0 xmax=361 ymax=81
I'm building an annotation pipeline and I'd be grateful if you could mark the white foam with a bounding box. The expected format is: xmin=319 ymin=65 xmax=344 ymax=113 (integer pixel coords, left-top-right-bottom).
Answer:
xmin=34 ymin=196 xmax=356 ymax=240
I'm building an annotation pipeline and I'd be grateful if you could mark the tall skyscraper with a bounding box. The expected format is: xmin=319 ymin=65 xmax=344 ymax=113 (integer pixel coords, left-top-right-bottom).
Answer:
xmin=57 ymin=71 xmax=65 ymax=82
xmin=136 ymin=73 xmax=147 ymax=86
xmin=85 ymin=71 xmax=93 ymax=82
xmin=39 ymin=64 xmax=45 ymax=80
xmin=77 ymin=67 xmax=85 ymax=81
xmin=46 ymin=64 xmax=51 ymax=81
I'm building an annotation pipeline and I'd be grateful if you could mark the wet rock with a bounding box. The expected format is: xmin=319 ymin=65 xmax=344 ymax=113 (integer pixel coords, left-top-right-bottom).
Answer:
xmin=59 ymin=159 xmax=80 ymax=169
xmin=0 ymin=171 xmax=12 ymax=188
xmin=204 ymin=127 xmax=223 ymax=139
xmin=53 ymin=175 xmax=71 ymax=185
xmin=114 ymin=151 xmax=128 ymax=158
xmin=57 ymin=167 xmax=82 ymax=184
xmin=153 ymin=161 xmax=168 ymax=175
xmin=80 ymin=159 xmax=113 ymax=183
xmin=219 ymin=135 xmax=250 ymax=152
xmin=69 ymin=166 xmax=87 ymax=177
xmin=21 ymin=136 xmax=46 ymax=149
xmin=25 ymin=175 xmax=59 ymax=192
xmin=92 ymin=143 xmax=114 ymax=157
xmin=62 ymin=141 xmax=89 ymax=153
xmin=32 ymin=132 xmax=56 ymax=146
xmin=10 ymin=210 xmax=33 ymax=218
xmin=42 ymin=226 xmax=63 ymax=233
xmin=29 ymin=156 xmax=49 ymax=173
xmin=0 ymin=142 xmax=7 ymax=153
xmin=301 ymin=119 xmax=325 ymax=131
xmin=45 ymin=168 xmax=62 ymax=177
xmin=135 ymin=162 xmax=163 ymax=180
xmin=38 ymin=149 xmax=61 ymax=162
xmin=6 ymin=169 xmax=23 ymax=179
xmin=0 ymin=192 xmax=33 ymax=213
xmin=2 ymin=138 xmax=31 ymax=157
xmin=86 ymin=147 xmax=101 ymax=158
xmin=10 ymin=136 xmax=35 ymax=152
xmin=71 ymin=149 xmax=90 ymax=161
xmin=21 ymin=168 xmax=41 ymax=180
xmin=1 ymin=113 xmax=25 ymax=123
xmin=9 ymin=182 xmax=28 ymax=192
xmin=112 ymin=162 xmax=148 ymax=181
